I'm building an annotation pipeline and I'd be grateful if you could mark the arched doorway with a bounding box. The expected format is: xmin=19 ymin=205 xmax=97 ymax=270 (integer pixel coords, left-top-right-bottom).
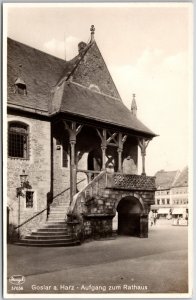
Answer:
xmin=117 ymin=196 xmax=143 ymax=237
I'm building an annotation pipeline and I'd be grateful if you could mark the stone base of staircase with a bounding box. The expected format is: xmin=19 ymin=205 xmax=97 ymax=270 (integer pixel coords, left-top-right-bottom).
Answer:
xmin=15 ymin=205 xmax=80 ymax=247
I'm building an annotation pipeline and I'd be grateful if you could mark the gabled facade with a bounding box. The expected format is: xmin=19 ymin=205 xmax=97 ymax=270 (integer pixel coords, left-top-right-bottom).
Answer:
xmin=151 ymin=168 xmax=188 ymax=224
xmin=7 ymin=27 xmax=157 ymax=245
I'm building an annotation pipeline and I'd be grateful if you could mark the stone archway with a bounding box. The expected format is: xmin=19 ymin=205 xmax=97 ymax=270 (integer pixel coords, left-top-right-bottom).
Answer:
xmin=117 ymin=196 xmax=144 ymax=237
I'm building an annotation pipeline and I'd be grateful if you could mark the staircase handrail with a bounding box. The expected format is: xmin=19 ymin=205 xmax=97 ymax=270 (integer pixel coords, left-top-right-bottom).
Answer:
xmin=68 ymin=171 xmax=106 ymax=215
xmin=15 ymin=178 xmax=86 ymax=230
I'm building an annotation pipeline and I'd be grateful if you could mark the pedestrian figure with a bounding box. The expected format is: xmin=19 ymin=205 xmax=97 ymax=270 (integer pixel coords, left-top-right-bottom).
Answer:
xmin=150 ymin=215 xmax=154 ymax=226
xmin=149 ymin=211 xmax=154 ymax=226
xmin=154 ymin=215 xmax=157 ymax=225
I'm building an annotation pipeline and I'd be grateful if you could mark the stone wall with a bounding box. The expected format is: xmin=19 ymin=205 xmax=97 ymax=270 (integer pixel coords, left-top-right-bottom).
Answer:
xmin=52 ymin=129 xmax=70 ymax=207
xmin=68 ymin=171 xmax=155 ymax=241
xmin=81 ymin=187 xmax=154 ymax=240
xmin=7 ymin=113 xmax=51 ymax=238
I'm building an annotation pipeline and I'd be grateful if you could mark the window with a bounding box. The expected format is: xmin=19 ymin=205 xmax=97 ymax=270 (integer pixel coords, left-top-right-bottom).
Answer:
xmin=167 ymin=199 xmax=170 ymax=205
xmin=14 ymin=77 xmax=27 ymax=95
xmin=26 ymin=191 xmax=34 ymax=208
xmin=8 ymin=122 xmax=29 ymax=159
xmin=162 ymin=199 xmax=165 ymax=205
xmin=157 ymin=199 xmax=160 ymax=205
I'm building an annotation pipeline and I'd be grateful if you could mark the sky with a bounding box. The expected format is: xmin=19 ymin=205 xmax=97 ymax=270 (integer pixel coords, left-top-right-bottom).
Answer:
xmin=5 ymin=3 xmax=193 ymax=175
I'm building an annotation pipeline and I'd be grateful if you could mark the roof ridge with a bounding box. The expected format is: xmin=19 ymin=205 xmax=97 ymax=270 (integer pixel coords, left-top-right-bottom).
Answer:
xmin=7 ymin=37 xmax=65 ymax=63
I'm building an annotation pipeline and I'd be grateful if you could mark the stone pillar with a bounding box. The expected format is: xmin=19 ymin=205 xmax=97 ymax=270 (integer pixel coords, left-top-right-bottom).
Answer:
xmin=139 ymin=213 xmax=148 ymax=238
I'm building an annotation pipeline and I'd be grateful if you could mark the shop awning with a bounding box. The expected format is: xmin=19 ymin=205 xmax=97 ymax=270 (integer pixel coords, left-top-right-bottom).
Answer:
xmin=172 ymin=208 xmax=184 ymax=215
xmin=157 ymin=208 xmax=170 ymax=214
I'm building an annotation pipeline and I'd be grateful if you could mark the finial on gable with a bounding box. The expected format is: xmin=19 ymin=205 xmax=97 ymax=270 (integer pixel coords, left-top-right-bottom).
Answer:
xmin=131 ymin=93 xmax=137 ymax=117
xmin=90 ymin=25 xmax=95 ymax=42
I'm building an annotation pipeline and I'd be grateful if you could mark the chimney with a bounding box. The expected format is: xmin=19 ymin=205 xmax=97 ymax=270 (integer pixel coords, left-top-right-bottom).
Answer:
xmin=90 ymin=25 xmax=95 ymax=42
xmin=131 ymin=93 xmax=137 ymax=117
xmin=78 ymin=41 xmax=87 ymax=55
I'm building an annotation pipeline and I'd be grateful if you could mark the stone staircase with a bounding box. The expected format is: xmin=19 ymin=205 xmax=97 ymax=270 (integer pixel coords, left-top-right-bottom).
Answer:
xmin=16 ymin=204 xmax=80 ymax=247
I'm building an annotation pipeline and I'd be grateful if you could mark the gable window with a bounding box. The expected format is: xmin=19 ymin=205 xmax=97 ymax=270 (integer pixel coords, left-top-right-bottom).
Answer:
xmin=26 ymin=191 xmax=34 ymax=208
xmin=8 ymin=122 xmax=29 ymax=159
xmin=14 ymin=77 xmax=27 ymax=95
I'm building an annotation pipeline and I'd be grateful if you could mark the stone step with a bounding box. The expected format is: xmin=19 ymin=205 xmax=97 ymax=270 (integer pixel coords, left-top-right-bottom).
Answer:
xmin=50 ymin=205 xmax=69 ymax=209
xmin=50 ymin=208 xmax=67 ymax=211
xmin=31 ymin=231 xmax=68 ymax=237
xmin=46 ymin=219 xmax=66 ymax=225
xmin=36 ymin=228 xmax=68 ymax=233
xmin=20 ymin=237 xmax=76 ymax=243
xmin=24 ymin=235 xmax=73 ymax=240
xmin=49 ymin=212 xmax=66 ymax=215
xmin=14 ymin=202 xmax=80 ymax=247
xmin=43 ymin=224 xmax=67 ymax=229
xmin=15 ymin=240 xmax=80 ymax=247
xmin=47 ymin=219 xmax=66 ymax=223
xmin=47 ymin=216 xmax=66 ymax=219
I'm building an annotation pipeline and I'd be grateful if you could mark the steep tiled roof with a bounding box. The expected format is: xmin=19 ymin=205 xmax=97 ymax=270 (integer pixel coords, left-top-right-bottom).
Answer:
xmin=155 ymin=170 xmax=179 ymax=189
xmin=7 ymin=38 xmax=156 ymax=137
xmin=51 ymin=81 xmax=156 ymax=137
xmin=173 ymin=167 xmax=188 ymax=187
xmin=7 ymin=38 xmax=66 ymax=112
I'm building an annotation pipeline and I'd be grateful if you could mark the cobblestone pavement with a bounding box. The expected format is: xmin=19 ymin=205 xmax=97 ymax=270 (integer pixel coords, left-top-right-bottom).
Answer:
xmin=6 ymin=223 xmax=189 ymax=296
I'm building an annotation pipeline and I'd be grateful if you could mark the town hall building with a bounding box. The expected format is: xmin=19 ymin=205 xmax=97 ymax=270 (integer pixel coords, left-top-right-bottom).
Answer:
xmin=7 ymin=26 xmax=157 ymax=246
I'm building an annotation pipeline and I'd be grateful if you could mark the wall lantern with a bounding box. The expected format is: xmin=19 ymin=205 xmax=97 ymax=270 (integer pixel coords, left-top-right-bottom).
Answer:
xmin=20 ymin=170 xmax=28 ymax=187
xmin=16 ymin=170 xmax=32 ymax=238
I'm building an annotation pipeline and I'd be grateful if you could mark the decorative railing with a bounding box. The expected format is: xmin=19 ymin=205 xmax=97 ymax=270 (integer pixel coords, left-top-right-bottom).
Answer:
xmin=68 ymin=171 xmax=106 ymax=216
xmin=106 ymin=173 xmax=156 ymax=191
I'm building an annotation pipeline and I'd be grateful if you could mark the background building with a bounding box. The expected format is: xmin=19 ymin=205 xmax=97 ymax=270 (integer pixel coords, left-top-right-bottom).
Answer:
xmin=151 ymin=167 xmax=188 ymax=225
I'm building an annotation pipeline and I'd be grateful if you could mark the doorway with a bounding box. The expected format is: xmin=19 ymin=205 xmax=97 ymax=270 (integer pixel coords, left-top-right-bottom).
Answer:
xmin=117 ymin=196 xmax=143 ymax=236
